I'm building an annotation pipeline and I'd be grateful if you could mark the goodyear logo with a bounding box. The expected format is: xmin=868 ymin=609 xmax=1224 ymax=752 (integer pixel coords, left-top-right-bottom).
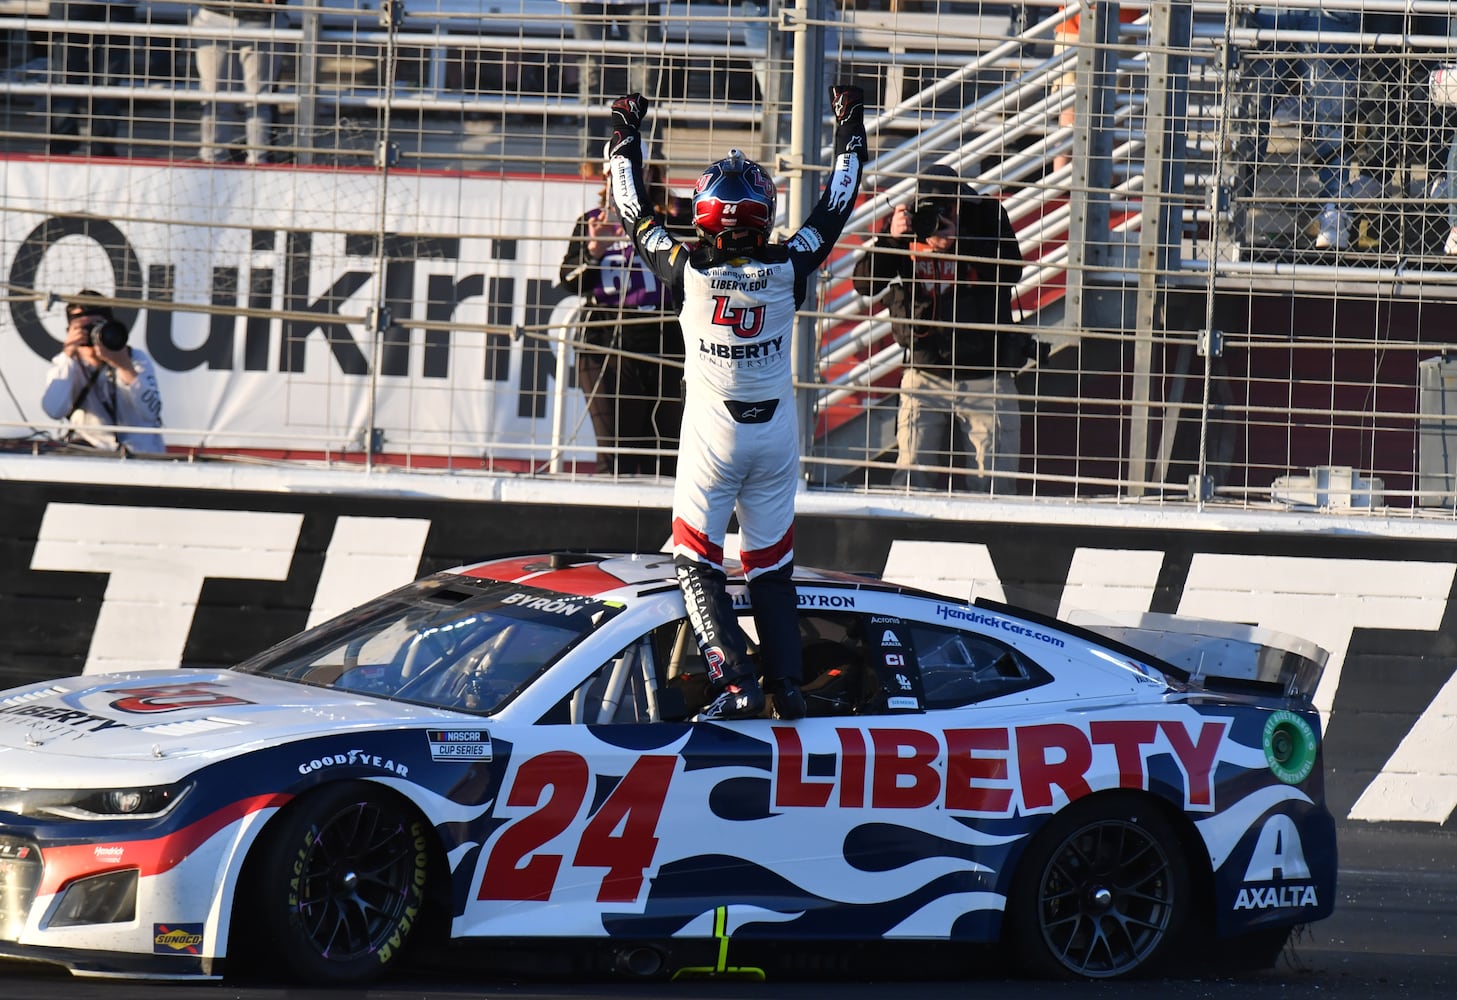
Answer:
xmin=153 ymin=922 xmax=204 ymax=954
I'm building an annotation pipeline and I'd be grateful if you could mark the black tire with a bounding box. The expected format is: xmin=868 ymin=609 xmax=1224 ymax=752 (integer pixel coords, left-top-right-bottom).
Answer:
xmin=242 ymin=781 xmax=430 ymax=985
xmin=1007 ymin=793 xmax=1190 ymax=980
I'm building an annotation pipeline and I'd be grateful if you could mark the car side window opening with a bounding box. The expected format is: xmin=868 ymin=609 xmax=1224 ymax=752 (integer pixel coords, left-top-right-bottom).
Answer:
xmin=907 ymin=621 xmax=1042 ymax=708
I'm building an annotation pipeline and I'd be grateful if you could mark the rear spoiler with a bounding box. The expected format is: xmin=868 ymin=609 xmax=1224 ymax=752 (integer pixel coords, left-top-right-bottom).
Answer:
xmin=1063 ymin=610 xmax=1327 ymax=704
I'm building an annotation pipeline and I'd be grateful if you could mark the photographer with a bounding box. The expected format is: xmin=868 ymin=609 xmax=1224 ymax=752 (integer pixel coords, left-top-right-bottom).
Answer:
xmin=853 ymin=165 xmax=1029 ymax=494
xmin=41 ymin=293 xmax=165 ymax=454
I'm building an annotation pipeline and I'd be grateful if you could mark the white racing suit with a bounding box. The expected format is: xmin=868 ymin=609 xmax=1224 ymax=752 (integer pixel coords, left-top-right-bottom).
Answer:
xmin=608 ymin=121 xmax=864 ymax=693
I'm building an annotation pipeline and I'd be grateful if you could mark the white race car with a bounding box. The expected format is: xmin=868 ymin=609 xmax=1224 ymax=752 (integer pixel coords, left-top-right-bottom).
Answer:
xmin=0 ymin=551 xmax=1336 ymax=983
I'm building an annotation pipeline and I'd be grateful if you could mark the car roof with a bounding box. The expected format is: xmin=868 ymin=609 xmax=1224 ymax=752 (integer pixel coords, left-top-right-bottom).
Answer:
xmin=446 ymin=550 xmax=934 ymax=601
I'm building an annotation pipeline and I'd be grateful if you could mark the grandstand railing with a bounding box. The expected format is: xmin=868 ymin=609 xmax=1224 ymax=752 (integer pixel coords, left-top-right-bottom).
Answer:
xmin=5 ymin=0 xmax=1457 ymax=516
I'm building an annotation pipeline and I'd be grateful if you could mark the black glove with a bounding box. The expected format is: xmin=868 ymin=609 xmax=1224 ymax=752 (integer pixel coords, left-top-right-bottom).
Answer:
xmin=830 ymin=85 xmax=864 ymax=126
xmin=607 ymin=93 xmax=648 ymax=159
xmin=830 ymin=84 xmax=867 ymax=162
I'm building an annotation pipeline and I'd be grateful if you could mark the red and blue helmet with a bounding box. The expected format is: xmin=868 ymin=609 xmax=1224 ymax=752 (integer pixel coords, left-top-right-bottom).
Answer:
xmin=692 ymin=150 xmax=776 ymax=242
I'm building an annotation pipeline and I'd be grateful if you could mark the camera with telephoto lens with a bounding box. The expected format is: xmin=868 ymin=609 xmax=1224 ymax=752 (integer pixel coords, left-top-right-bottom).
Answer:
xmin=910 ymin=201 xmax=950 ymax=239
xmin=85 ymin=319 xmax=129 ymax=352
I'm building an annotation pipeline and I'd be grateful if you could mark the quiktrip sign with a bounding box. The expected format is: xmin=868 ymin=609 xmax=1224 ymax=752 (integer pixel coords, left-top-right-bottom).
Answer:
xmin=0 ymin=160 xmax=598 ymax=457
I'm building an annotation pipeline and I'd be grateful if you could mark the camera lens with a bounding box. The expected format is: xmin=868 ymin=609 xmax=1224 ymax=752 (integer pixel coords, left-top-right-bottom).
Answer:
xmin=911 ymin=202 xmax=945 ymax=239
xmin=93 ymin=320 xmax=129 ymax=352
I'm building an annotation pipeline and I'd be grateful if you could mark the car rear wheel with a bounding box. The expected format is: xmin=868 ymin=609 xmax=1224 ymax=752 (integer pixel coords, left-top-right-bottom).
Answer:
xmin=244 ymin=781 xmax=430 ymax=985
xmin=1007 ymin=793 xmax=1190 ymax=979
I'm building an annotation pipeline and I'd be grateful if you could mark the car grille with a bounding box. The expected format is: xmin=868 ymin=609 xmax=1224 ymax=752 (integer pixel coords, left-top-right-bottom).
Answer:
xmin=0 ymin=837 xmax=42 ymax=942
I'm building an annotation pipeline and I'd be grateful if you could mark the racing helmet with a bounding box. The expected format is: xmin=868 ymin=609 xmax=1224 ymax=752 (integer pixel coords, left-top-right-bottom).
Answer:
xmin=692 ymin=150 xmax=776 ymax=246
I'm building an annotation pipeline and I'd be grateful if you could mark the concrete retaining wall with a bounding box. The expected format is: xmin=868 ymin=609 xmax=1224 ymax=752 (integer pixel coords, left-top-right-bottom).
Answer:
xmin=2 ymin=454 xmax=1454 ymax=833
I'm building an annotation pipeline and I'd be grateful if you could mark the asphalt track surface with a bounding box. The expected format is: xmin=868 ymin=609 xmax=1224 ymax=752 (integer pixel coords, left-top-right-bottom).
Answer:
xmin=2 ymin=825 xmax=1453 ymax=1000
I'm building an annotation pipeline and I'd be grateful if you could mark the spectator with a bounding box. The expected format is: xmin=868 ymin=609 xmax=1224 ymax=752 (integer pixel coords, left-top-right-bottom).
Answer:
xmin=46 ymin=0 xmax=136 ymax=156
xmin=564 ymin=0 xmax=662 ymax=149
xmin=192 ymin=0 xmax=286 ymax=164
xmin=1052 ymin=3 xmax=1142 ymax=172
xmin=41 ymin=293 xmax=165 ymax=454
xmin=853 ymin=165 xmax=1031 ymax=494
xmin=605 ymin=85 xmax=867 ymax=721
xmin=1242 ymin=5 xmax=1362 ymax=250
xmin=558 ymin=154 xmax=686 ymax=475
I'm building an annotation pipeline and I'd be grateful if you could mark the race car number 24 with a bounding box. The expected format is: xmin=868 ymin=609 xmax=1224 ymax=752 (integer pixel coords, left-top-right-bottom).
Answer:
xmin=477 ymin=751 xmax=677 ymax=904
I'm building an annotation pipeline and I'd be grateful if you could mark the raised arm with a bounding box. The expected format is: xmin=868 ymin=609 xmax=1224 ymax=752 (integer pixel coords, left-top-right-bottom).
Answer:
xmin=605 ymin=94 xmax=688 ymax=286
xmin=784 ymin=85 xmax=869 ymax=274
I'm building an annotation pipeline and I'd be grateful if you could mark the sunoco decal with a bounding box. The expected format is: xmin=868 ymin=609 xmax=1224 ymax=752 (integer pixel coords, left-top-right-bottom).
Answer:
xmin=427 ymin=729 xmax=492 ymax=761
xmin=154 ymin=923 xmax=204 ymax=955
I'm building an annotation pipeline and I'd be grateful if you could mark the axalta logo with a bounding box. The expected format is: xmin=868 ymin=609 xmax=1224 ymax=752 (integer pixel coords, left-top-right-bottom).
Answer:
xmin=1234 ymin=885 xmax=1319 ymax=910
xmin=298 ymin=750 xmax=409 ymax=777
xmin=1235 ymin=814 xmax=1318 ymax=910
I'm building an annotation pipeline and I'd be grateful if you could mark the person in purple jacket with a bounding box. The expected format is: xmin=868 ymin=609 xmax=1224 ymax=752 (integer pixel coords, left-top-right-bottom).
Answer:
xmin=558 ymin=158 xmax=685 ymax=475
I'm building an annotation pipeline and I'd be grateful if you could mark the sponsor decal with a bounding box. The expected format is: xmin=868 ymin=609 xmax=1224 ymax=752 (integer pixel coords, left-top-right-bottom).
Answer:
xmin=153 ymin=923 xmax=205 ymax=955
xmin=869 ymin=616 xmax=901 ymax=625
xmin=881 ymin=629 xmax=902 ymax=646
xmin=0 ymin=843 xmax=32 ymax=860
xmin=885 ymin=653 xmax=905 ymax=666
xmin=1233 ymin=885 xmax=1320 ymax=910
xmin=893 ymin=672 xmax=913 ymax=691
xmin=298 ymin=751 xmax=409 ymax=777
xmin=935 ymin=605 xmax=1067 ymax=648
xmin=886 ymin=696 xmax=921 ymax=710
xmin=771 ymin=718 xmax=1229 ymax=814
xmin=427 ymin=729 xmax=492 ymax=761
xmin=704 ymin=647 xmax=727 ymax=682
xmin=93 ymin=846 xmax=125 ymax=862
xmin=1234 ymin=813 xmax=1318 ymax=909
xmin=0 ymin=703 xmax=128 ymax=736
xmin=108 ymin=684 xmax=253 ymax=714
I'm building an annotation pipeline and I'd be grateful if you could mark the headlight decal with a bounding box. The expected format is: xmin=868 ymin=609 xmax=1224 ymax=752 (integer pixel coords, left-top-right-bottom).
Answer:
xmin=37 ymin=792 xmax=293 ymax=897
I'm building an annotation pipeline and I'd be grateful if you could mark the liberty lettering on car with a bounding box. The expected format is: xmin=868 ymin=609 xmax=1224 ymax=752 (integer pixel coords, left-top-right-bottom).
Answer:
xmin=478 ymin=752 xmax=678 ymax=903
xmin=772 ymin=719 xmax=1229 ymax=813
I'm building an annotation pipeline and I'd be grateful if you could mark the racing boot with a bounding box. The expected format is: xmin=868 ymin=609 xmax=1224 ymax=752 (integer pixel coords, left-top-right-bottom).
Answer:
xmin=694 ymin=677 xmax=765 ymax=721
xmin=768 ymin=677 xmax=806 ymax=720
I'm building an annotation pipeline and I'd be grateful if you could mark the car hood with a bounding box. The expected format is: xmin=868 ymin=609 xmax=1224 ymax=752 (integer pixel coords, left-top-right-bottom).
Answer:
xmin=0 ymin=669 xmax=470 ymax=774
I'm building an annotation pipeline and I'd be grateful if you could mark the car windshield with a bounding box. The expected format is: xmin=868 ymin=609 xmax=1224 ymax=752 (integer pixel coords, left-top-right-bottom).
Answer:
xmin=233 ymin=576 xmax=625 ymax=713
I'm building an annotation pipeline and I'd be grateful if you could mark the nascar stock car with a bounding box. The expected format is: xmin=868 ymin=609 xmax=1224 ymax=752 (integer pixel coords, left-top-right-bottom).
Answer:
xmin=0 ymin=551 xmax=1336 ymax=984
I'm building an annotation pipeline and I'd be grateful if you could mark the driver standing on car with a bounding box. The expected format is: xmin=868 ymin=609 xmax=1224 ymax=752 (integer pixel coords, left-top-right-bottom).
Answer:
xmin=41 ymin=292 xmax=165 ymax=454
xmin=605 ymin=86 xmax=867 ymax=721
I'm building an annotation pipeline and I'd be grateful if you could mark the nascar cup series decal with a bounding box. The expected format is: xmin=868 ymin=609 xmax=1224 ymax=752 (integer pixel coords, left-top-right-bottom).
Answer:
xmin=428 ymin=729 xmax=492 ymax=761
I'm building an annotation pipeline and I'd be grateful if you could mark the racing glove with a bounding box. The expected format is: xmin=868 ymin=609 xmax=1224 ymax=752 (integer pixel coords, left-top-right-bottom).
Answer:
xmin=830 ymin=84 xmax=868 ymax=162
xmin=608 ymin=93 xmax=649 ymax=159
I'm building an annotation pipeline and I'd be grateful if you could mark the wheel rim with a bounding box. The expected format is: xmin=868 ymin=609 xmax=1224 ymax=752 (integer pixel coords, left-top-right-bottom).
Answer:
xmin=1035 ymin=818 xmax=1176 ymax=978
xmin=292 ymin=799 xmax=419 ymax=963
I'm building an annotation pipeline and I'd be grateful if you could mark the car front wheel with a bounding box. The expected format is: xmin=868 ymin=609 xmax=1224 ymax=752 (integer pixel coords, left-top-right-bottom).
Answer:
xmin=1007 ymin=793 xmax=1190 ymax=979
xmin=244 ymin=781 xmax=430 ymax=985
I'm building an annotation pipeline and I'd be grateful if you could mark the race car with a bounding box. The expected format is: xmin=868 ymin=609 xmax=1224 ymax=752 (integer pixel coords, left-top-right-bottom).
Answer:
xmin=0 ymin=551 xmax=1336 ymax=984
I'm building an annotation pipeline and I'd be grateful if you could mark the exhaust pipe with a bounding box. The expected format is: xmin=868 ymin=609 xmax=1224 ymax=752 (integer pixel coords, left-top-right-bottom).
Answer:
xmin=614 ymin=944 xmax=666 ymax=978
